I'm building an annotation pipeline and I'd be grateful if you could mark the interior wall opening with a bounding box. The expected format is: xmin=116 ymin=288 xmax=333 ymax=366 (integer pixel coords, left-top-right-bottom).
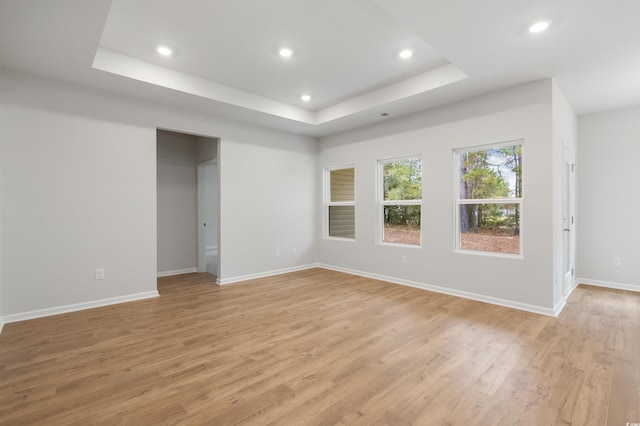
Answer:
xmin=156 ymin=129 xmax=219 ymax=282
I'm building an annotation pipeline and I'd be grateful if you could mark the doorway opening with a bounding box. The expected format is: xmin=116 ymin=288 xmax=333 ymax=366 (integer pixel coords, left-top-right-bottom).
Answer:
xmin=156 ymin=129 xmax=219 ymax=282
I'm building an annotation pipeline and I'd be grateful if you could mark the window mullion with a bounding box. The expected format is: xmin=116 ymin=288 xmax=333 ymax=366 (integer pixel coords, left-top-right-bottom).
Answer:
xmin=381 ymin=199 xmax=422 ymax=206
xmin=458 ymin=198 xmax=522 ymax=204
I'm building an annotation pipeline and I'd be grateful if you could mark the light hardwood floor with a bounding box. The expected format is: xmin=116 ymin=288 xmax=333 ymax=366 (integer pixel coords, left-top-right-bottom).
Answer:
xmin=0 ymin=268 xmax=638 ymax=425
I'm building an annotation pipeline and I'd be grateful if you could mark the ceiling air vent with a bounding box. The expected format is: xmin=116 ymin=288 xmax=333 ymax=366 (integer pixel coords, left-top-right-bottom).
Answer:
xmin=369 ymin=112 xmax=391 ymax=120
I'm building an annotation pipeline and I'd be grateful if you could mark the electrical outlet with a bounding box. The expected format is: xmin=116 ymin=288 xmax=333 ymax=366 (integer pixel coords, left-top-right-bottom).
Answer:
xmin=613 ymin=257 xmax=622 ymax=266
xmin=292 ymin=247 xmax=297 ymax=255
xmin=401 ymin=255 xmax=407 ymax=265
xmin=95 ymin=268 xmax=105 ymax=280
xmin=275 ymin=249 xmax=281 ymax=257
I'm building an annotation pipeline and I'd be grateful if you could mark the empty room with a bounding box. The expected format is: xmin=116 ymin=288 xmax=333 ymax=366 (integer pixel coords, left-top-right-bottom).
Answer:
xmin=0 ymin=1 xmax=638 ymax=424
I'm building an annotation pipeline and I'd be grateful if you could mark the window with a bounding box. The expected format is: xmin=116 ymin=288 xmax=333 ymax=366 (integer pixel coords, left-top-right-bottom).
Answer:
xmin=379 ymin=156 xmax=422 ymax=245
xmin=325 ymin=166 xmax=355 ymax=239
xmin=455 ymin=142 xmax=523 ymax=255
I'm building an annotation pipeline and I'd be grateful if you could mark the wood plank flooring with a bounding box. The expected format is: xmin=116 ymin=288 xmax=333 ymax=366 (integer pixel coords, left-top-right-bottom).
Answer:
xmin=0 ymin=268 xmax=638 ymax=425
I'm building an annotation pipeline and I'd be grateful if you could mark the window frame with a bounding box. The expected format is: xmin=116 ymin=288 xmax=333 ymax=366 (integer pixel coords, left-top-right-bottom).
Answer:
xmin=324 ymin=164 xmax=356 ymax=241
xmin=377 ymin=155 xmax=422 ymax=248
xmin=453 ymin=140 xmax=523 ymax=258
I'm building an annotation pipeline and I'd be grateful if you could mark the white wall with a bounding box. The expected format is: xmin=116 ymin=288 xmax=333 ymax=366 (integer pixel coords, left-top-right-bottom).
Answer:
xmin=577 ymin=106 xmax=640 ymax=290
xmin=318 ymin=80 xmax=556 ymax=312
xmin=0 ymin=101 xmax=3 ymax=331
xmin=0 ymin=70 xmax=317 ymax=318
xmin=157 ymin=130 xmax=198 ymax=274
xmin=551 ymin=82 xmax=578 ymax=307
xmin=218 ymin=137 xmax=317 ymax=282
xmin=2 ymin=66 xmax=632 ymax=324
xmin=1 ymin=104 xmax=158 ymax=316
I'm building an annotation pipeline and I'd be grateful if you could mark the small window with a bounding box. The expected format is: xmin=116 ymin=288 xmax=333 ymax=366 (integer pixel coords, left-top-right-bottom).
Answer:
xmin=326 ymin=166 xmax=355 ymax=239
xmin=379 ymin=156 xmax=422 ymax=245
xmin=455 ymin=142 xmax=522 ymax=256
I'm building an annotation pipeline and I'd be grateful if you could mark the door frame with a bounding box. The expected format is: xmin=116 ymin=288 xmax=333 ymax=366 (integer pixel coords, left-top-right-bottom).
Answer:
xmin=562 ymin=146 xmax=576 ymax=295
xmin=197 ymin=159 xmax=218 ymax=274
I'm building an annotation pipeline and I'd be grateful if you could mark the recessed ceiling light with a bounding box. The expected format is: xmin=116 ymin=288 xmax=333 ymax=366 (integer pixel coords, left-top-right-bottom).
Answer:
xmin=279 ymin=47 xmax=293 ymax=58
xmin=529 ymin=21 xmax=551 ymax=33
xmin=157 ymin=46 xmax=173 ymax=56
xmin=399 ymin=49 xmax=413 ymax=59
xmin=301 ymin=94 xmax=311 ymax=102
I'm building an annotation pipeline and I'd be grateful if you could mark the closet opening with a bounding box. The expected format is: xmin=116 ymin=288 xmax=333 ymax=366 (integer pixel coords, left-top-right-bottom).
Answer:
xmin=156 ymin=129 xmax=219 ymax=282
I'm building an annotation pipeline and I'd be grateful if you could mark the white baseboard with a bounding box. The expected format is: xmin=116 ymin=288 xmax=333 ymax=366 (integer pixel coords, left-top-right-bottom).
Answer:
xmin=553 ymin=279 xmax=579 ymax=316
xmin=217 ymin=264 xmax=317 ymax=285
xmin=157 ymin=267 xmax=198 ymax=277
xmin=577 ymin=277 xmax=640 ymax=292
xmin=317 ymin=263 xmax=557 ymax=317
xmin=1 ymin=291 xmax=159 ymax=325
xmin=553 ymin=298 xmax=566 ymax=317
xmin=0 ymin=318 xmax=4 ymax=335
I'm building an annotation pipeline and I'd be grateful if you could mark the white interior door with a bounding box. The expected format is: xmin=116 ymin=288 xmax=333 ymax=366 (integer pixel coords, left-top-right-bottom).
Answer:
xmin=562 ymin=147 xmax=575 ymax=295
xmin=197 ymin=160 xmax=218 ymax=276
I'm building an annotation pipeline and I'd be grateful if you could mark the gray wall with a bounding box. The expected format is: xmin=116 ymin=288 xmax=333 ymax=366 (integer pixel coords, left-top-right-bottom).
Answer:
xmin=577 ymin=106 xmax=640 ymax=290
xmin=157 ymin=130 xmax=198 ymax=274
xmin=197 ymin=136 xmax=218 ymax=163
xmin=0 ymin=100 xmax=3 ymax=329
xmin=1 ymin=65 xmax=635 ymax=324
xmin=0 ymin=70 xmax=317 ymax=318
xmin=318 ymin=80 xmax=556 ymax=312
xmin=1 ymin=101 xmax=157 ymax=315
xmin=218 ymin=136 xmax=317 ymax=281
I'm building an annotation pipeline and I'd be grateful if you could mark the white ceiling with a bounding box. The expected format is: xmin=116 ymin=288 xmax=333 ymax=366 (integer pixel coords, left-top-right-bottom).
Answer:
xmin=1 ymin=0 xmax=639 ymax=137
